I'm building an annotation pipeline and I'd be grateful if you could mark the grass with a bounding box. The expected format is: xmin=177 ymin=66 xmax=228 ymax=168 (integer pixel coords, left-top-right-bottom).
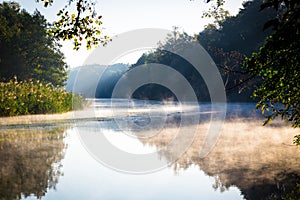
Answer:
xmin=0 ymin=77 xmax=83 ymax=116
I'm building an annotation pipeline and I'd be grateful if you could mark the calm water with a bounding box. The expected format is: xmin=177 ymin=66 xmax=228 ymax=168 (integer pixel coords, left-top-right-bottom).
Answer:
xmin=0 ymin=100 xmax=299 ymax=200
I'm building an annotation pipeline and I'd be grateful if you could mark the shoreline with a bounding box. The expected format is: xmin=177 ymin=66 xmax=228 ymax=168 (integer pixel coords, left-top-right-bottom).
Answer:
xmin=0 ymin=104 xmax=293 ymax=128
xmin=0 ymin=111 xmax=291 ymax=127
xmin=0 ymin=112 xmax=75 ymax=126
xmin=0 ymin=108 xmax=116 ymax=126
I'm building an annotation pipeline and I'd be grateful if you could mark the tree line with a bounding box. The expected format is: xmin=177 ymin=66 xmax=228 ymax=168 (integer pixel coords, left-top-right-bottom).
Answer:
xmin=1 ymin=0 xmax=299 ymax=129
xmin=0 ymin=2 xmax=83 ymax=116
xmin=0 ymin=2 xmax=67 ymax=86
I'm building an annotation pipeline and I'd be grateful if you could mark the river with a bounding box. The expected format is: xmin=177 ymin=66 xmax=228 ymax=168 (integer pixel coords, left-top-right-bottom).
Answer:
xmin=0 ymin=100 xmax=299 ymax=199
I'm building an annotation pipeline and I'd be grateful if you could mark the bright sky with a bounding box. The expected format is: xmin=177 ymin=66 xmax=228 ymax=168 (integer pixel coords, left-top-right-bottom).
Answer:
xmin=6 ymin=0 xmax=244 ymax=68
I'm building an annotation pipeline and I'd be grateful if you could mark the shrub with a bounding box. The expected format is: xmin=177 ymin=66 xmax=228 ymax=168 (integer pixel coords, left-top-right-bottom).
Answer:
xmin=0 ymin=77 xmax=83 ymax=116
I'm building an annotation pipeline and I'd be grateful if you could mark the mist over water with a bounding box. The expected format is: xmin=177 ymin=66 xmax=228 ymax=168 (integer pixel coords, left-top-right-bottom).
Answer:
xmin=0 ymin=100 xmax=299 ymax=199
xmin=77 ymin=99 xmax=261 ymax=129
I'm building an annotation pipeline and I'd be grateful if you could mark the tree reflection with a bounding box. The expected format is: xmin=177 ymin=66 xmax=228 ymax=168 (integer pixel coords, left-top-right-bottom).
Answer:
xmin=137 ymin=120 xmax=300 ymax=200
xmin=0 ymin=127 xmax=66 ymax=199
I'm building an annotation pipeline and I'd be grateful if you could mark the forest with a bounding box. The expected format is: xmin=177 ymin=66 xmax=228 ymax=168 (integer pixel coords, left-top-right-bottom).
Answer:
xmin=0 ymin=0 xmax=299 ymax=199
xmin=66 ymin=0 xmax=300 ymax=129
xmin=0 ymin=2 xmax=82 ymax=116
xmin=67 ymin=1 xmax=270 ymax=101
xmin=1 ymin=0 xmax=299 ymax=128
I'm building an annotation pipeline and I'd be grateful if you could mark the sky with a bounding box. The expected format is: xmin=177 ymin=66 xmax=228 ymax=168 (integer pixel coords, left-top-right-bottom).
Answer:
xmin=5 ymin=0 xmax=245 ymax=68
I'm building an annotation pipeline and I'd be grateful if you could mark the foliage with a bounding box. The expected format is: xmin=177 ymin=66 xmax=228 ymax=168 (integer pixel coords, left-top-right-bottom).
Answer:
xmin=0 ymin=77 xmax=83 ymax=116
xmin=0 ymin=2 xmax=67 ymax=86
xmin=294 ymin=135 xmax=300 ymax=146
xmin=202 ymin=0 xmax=230 ymax=27
xmin=36 ymin=0 xmax=110 ymax=50
xmin=244 ymin=0 xmax=300 ymax=127
xmin=283 ymin=183 xmax=300 ymax=200
xmin=202 ymin=0 xmax=300 ymax=128
xmin=198 ymin=0 xmax=277 ymax=101
xmin=132 ymin=29 xmax=210 ymax=101
xmin=134 ymin=1 xmax=277 ymax=102
xmin=199 ymin=0 xmax=276 ymax=56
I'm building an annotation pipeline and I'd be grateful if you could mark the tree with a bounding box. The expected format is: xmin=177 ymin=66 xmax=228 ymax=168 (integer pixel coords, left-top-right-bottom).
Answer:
xmin=198 ymin=0 xmax=277 ymax=102
xmin=131 ymin=29 xmax=211 ymax=102
xmin=200 ymin=0 xmax=276 ymax=55
xmin=133 ymin=0 xmax=278 ymax=102
xmin=205 ymin=0 xmax=300 ymax=128
xmin=0 ymin=2 xmax=67 ymax=86
xmin=31 ymin=0 xmax=299 ymax=128
xmin=244 ymin=0 xmax=300 ymax=127
xmin=36 ymin=0 xmax=110 ymax=50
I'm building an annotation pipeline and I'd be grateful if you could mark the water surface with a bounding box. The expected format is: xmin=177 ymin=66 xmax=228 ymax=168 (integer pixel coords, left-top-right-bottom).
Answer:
xmin=0 ymin=101 xmax=299 ymax=199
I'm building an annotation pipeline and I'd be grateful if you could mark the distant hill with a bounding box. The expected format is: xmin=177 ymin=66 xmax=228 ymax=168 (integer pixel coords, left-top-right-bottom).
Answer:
xmin=66 ymin=63 xmax=129 ymax=98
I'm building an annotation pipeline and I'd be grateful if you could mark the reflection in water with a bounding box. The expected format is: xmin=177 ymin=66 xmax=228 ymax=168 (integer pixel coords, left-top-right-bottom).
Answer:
xmin=0 ymin=126 xmax=66 ymax=199
xmin=0 ymin=101 xmax=299 ymax=200
xmin=136 ymin=119 xmax=300 ymax=200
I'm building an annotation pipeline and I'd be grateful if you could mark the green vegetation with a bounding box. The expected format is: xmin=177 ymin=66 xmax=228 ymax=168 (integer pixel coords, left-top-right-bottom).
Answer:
xmin=0 ymin=2 xmax=84 ymax=116
xmin=244 ymin=0 xmax=300 ymax=128
xmin=31 ymin=0 xmax=299 ymax=128
xmin=0 ymin=77 xmax=83 ymax=116
xmin=294 ymin=135 xmax=300 ymax=146
xmin=1 ymin=0 xmax=299 ymax=128
xmin=0 ymin=2 xmax=67 ymax=86
xmin=133 ymin=1 xmax=276 ymax=102
xmin=283 ymin=183 xmax=300 ymax=200
xmin=36 ymin=0 xmax=110 ymax=50
xmin=131 ymin=0 xmax=299 ymax=130
xmin=132 ymin=31 xmax=210 ymax=102
xmin=203 ymin=0 xmax=299 ymax=128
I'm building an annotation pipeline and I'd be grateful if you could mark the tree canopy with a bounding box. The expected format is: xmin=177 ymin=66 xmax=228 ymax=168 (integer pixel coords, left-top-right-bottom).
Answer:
xmin=36 ymin=0 xmax=110 ymax=50
xmin=132 ymin=1 xmax=277 ymax=102
xmin=0 ymin=2 xmax=68 ymax=86
xmin=3 ymin=0 xmax=299 ymax=127
xmin=244 ymin=0 xmax=300 ymax=127
xmin=202 ymin=0 xmax=299 ymax=127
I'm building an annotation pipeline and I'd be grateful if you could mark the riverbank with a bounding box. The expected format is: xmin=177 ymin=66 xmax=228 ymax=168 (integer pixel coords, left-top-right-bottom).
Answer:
xmin=0 ymin=108 xmax=116 ymax=126
xmin=0 ymin=112 xmax=75 ymax=126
